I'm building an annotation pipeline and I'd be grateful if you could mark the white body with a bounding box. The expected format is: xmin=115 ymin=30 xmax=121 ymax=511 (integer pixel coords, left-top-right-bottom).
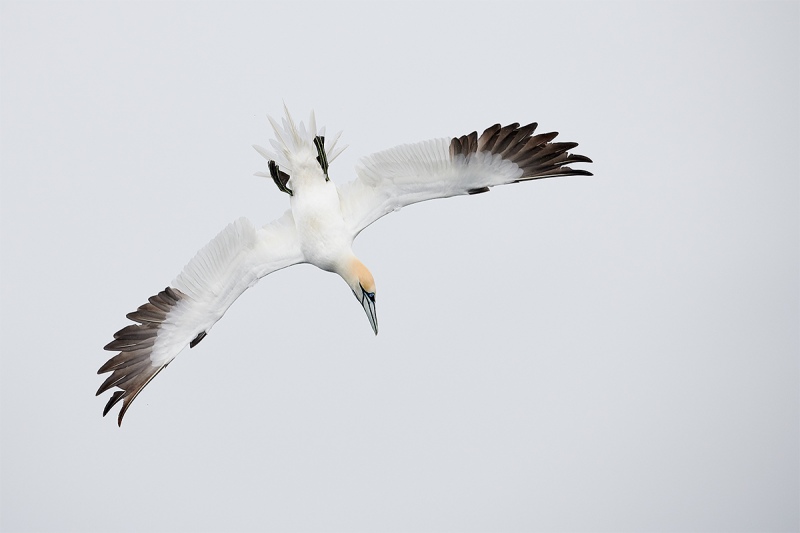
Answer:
xmin=290 ymin=169 xmax=352 ymax=273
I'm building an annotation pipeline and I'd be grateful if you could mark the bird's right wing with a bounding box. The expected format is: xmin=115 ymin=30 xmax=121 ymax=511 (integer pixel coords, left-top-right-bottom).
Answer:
xmin=97 ymin=211 xmax=303 ymax=425
xmin=337 ymin=122 xmax=592 ymax=238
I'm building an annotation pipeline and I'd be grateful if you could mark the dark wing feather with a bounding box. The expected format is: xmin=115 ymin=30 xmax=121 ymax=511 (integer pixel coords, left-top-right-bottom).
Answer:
xmin=97 ymin=287 xmax=185 ymax=425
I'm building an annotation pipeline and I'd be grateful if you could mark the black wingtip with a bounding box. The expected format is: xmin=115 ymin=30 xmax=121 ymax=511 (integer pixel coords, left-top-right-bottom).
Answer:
xmin=102 ymin=391 xmax=124 ymax=417
xmin=569 ymin=154 xmax=593 ymax=164
xmin=571 ymin=169 xmax=594 ymax=177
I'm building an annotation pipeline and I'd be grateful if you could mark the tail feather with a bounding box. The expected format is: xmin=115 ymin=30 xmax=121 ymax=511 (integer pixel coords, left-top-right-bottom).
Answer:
xmin=253 ymin=107 xmax=346 ymax=176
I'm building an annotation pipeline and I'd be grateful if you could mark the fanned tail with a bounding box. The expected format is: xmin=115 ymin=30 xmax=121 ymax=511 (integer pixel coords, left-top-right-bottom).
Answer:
xmin=252 ymin=106 xmax=347 ymax=176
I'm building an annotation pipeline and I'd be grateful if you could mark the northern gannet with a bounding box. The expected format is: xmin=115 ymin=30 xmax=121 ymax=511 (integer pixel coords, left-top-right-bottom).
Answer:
xmin=98 ymin=108 xmax=593 ymax=425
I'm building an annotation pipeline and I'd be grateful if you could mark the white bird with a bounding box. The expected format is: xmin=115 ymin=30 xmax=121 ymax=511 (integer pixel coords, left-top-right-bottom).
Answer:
xmin=98 ymin=107 xmax=592 ymax=425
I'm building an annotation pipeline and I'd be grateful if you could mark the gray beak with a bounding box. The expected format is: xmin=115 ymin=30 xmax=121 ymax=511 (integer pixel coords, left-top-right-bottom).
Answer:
xmin=359 ymin=288 xmax=378 ymax=335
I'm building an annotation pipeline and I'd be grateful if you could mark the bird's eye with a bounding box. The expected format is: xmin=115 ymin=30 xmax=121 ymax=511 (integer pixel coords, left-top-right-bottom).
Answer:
xmin=359 ymin=284 xmax=375 ymax=302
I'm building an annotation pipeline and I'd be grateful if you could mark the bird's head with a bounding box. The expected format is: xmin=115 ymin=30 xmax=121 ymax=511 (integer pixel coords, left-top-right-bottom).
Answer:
xmin=345 ymin=257 xmax=378 ymax=335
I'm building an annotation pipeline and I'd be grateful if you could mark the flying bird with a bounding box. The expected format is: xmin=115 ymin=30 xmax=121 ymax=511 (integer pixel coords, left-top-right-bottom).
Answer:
xmin=98 ymin=108 xmax=593 ymax=425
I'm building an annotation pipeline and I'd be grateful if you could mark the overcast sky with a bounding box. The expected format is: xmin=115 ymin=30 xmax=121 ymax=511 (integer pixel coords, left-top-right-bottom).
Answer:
xmin=1 ymin=1 xmax=798 ymax=532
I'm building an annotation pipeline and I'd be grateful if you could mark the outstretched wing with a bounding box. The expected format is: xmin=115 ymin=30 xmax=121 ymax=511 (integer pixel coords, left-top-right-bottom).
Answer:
xmin=338 ymin=122 xmax=592 ymax=237
xmin=97 ymin=212 xmax=302 ymax=425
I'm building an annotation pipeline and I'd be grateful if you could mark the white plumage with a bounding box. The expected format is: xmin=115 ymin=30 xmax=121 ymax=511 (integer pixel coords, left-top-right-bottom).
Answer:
xmin=98 ymin=107 xmax=592 ymax=425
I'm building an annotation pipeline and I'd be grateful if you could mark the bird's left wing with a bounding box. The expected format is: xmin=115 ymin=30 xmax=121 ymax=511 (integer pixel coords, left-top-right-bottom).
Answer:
xmin=338 ymin=122 xmax=592 ymax=237
xmin=97 ymin=212 xmax=303 ymax=425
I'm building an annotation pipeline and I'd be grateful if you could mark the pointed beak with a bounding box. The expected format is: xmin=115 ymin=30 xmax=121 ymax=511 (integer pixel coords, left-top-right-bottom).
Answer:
xmin=361 ymin=290 xmax=378 ymax=335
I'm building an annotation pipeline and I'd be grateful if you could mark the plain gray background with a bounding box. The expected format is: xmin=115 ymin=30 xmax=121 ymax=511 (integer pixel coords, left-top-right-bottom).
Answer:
xmin=1 ymin=1 xmax=798 ymax=532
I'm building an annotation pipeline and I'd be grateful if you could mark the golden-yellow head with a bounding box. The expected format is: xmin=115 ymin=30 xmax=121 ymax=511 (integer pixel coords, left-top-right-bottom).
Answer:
xmin=349 ymin=257 xmax=377 ymax=335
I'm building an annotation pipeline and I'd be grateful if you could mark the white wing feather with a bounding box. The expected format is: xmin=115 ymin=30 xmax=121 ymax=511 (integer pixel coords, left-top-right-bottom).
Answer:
xmin=98 ymin=211 xmax=303 ymax=424
xmin=338 ymin=123 xmax=593 ymax=238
